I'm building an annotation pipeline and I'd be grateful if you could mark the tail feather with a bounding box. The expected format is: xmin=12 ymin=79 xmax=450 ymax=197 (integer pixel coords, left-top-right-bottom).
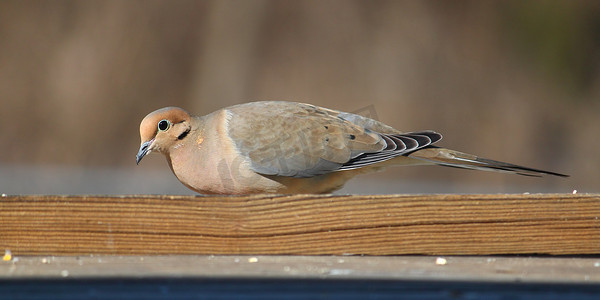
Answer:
xmin=408 ymin=147 xmax=569 ymax=177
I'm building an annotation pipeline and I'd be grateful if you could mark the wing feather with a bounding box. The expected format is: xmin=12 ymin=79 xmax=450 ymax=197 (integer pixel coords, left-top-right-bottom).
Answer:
xmin=225 ymin=101 xmax=443 ymax=177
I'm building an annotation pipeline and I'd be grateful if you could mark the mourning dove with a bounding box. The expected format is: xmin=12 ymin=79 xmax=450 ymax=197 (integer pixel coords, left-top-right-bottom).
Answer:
xmin=136 ymin=101 xmax=567 ymax=194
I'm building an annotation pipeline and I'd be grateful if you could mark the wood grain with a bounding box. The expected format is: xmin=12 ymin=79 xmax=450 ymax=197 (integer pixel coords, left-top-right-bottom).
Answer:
xmin=1 ymin=194 xmax=598 ymax=255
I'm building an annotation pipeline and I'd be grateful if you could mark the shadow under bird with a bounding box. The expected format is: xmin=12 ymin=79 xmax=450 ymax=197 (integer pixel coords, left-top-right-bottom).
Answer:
xmin=136 ymin=101 xmax=568 ymax=194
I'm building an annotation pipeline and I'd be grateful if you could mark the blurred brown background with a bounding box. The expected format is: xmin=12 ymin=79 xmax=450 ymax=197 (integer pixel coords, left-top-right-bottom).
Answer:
xmin=1 ymin=0 xmax=598 ymax=194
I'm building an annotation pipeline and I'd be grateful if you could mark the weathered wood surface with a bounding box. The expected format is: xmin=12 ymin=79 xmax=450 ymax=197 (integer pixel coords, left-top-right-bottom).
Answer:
xmin=2 ymin=255 xmax=600 ymax=283
xmin=4 ymin=257 xmax=600 ymax=300
xmin=1 ymin=194 xmax=598 ymax=255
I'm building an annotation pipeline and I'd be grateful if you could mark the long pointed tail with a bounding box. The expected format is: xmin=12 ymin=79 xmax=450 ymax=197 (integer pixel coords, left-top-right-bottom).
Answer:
xmin=408 ymin=147 xmax=569 ymax=177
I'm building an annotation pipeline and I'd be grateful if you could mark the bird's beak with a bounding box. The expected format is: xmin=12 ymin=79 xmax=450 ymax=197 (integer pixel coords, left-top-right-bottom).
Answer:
xmin=136 ymin=140 xmax=153 ymax=165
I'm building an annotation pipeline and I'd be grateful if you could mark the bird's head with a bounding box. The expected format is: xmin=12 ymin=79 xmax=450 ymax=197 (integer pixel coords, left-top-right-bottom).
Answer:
xmin=136 ymin=107 xmax=191 ymax=164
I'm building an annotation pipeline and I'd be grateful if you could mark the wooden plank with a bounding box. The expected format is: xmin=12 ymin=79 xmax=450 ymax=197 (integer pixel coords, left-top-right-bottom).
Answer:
xmin=2 ymin=255 xmax=600 ymax=283
xmin=0 ymin=194 xmax=598 ymax=255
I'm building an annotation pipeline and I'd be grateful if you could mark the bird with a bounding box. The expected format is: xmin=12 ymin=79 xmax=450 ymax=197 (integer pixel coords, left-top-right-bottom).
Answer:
xmin=136 ymin=101 xmax=567 ymax=194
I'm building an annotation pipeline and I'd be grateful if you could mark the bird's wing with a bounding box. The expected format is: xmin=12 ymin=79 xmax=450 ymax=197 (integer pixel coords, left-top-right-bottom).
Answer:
xmin=225 ymin=101 xmax=441 ymax=177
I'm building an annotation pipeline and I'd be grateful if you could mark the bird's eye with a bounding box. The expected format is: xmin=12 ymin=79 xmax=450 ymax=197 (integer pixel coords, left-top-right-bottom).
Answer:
xmin=158 ymin=119 xmax=171 ymax=131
